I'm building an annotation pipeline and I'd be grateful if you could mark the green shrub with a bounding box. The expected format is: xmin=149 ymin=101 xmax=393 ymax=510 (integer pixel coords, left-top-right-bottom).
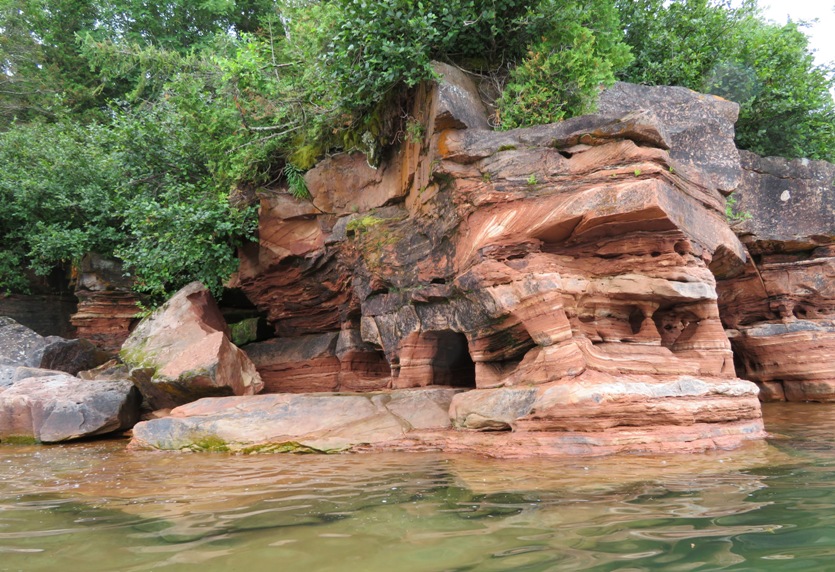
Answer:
xmin=497 ymin=0 xmax=632 ymax=129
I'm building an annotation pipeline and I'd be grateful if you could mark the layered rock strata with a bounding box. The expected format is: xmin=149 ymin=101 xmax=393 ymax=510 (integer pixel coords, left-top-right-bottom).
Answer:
xmin=134 ymin=72 xmax=768 ymax=456
xmin=71 ymin=254 xmax=141 ymax=352
xmin=717 ymin=151 xmax=835 ymax=401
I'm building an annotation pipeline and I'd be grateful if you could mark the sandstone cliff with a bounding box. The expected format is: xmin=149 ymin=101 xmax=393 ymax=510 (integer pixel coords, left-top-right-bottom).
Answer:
xmin=197 ymin=67 xmax=769 ymax=455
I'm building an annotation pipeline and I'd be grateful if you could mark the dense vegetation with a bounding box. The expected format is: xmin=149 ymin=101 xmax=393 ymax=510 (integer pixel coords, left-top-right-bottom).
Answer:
xmin=1 ymin=0 xmax=832 ymax=301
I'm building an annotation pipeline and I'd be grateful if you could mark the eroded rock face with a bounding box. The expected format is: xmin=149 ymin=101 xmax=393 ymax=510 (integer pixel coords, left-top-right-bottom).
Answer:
xmin=243 ymin=331 xmax=390 ymax=393
xmin=211 ymin=74 xmax=770 ymax=456
xmin=717 ymin=151 xmax=835 ymax=401
xmin=121 ymin=282 xmax=263 ymax=409
xmin=0 ymin=374 xmax=140 ymax=443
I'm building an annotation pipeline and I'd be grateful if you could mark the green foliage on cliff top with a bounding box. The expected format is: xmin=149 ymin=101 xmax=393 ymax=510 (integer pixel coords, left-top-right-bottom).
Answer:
xmin=497 ymin=0 xmax=632 ymax=128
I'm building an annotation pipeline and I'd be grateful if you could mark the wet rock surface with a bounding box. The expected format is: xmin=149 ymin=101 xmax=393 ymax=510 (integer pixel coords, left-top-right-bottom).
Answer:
xmin=130 ymin=388 xmax=460 ymax=452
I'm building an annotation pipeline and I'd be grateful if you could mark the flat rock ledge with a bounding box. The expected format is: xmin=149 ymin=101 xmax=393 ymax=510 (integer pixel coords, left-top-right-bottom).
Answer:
xmin=130 ymin=388 xmax=461 ymax=453
xmin=130 ymin=379 xmax=765 ymax=457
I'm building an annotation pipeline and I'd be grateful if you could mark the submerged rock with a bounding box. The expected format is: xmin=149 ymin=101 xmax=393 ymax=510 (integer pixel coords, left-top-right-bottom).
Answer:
xmin=120 ymin=282 xmax=263 ymax=409
xmin=0 ymin=374 xmax=140 ymax=443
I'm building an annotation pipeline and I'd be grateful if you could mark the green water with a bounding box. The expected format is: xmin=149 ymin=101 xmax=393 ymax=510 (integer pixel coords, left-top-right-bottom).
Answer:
xmin=1 ymin=403 xmax=835 ymax=571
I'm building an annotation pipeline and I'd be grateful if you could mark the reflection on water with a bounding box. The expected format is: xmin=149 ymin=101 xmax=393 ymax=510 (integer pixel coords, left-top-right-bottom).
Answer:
xmin=1 ymin=403 xmax=834 ymax=571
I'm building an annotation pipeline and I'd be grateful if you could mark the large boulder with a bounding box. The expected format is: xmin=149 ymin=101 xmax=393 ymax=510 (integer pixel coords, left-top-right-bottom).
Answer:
xmin=0 ymin=374 xmax=140 ymax=443
xmin=120 ymin=282 xmax=263 ymax=409
xmin=130 ymin=388 xmax=459 ymax=452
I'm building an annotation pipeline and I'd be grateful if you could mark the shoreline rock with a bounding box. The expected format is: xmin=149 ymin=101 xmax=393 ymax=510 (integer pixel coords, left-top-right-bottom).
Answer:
xmin=0 ymin=374 xmax=140 ymax=443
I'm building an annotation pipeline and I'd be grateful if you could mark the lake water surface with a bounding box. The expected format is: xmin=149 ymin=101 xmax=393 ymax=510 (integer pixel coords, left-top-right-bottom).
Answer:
xmin=2 ymin=403 xmax=835 ymax=571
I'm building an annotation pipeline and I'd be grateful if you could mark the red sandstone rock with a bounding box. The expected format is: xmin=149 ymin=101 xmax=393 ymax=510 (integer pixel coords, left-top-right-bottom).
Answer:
xmin=243 ymin=330 xmax=390 ymax=393
xmin=121 ymin=282 xmax=262 ymax=409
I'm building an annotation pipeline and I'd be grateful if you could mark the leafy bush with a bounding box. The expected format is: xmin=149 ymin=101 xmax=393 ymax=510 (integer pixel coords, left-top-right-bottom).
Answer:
xmin=0 ymin=103 xmax=256 ymax=301
xmin=497 ymin=0 xmax=632 ymax=128
xmin=3 ymin=0 xmax=832 ymax=303
xmin=0 ymin=119 xmax=122 ymax=292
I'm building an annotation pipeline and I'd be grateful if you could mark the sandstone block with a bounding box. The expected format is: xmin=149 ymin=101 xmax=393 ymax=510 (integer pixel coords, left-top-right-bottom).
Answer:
xmin=244 ymin=333 xmax=341 ymax=392
xmin=70 ymin=253 xmax=140 ymax=351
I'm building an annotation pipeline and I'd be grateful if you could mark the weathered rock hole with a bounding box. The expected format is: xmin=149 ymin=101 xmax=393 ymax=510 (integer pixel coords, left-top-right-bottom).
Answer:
xmin=652 ymin=306 xmax=699 ymax=349
xmin=674 ymin=241 xmax=689 ymax=256
xmin=793 ymin=305 xmax=814 ymax=319
xmin=430 ymin=278 xmax=447 ymax=285
xmin=628 ymin=307 xmax=645 ymax=335
xmin=651 ymin=251 xmax=661 ymax=257
xmin=426 ymin=331 xmax=476 ymax=388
